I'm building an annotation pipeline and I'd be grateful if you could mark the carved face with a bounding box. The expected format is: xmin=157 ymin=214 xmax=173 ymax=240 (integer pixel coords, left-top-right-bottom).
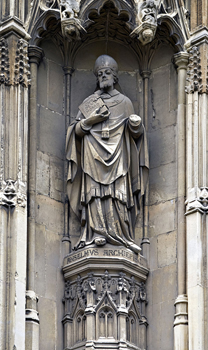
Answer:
xmin=97 ymin=68 xmax=114 ymax=90
xmin=142 ymin=28 xmax=154 ymax=43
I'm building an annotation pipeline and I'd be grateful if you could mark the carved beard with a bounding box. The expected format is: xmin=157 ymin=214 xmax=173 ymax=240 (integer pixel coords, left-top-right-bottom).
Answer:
xmin=99 ymin=78 xmax=114 ymax=90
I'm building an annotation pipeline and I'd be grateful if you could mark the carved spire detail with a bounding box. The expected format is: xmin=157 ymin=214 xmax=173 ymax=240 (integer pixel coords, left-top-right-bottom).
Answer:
xmin=185 ymin=46 xmax=203 ymax=93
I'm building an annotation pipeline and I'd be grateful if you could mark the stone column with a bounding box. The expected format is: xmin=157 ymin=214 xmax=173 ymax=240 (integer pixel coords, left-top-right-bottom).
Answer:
xmin=0 ymin=26 xmax=30 ymax=350
xmin=25 ymin=45 xmax=43 ymax=350
xmin=117 ymin=285 xmax=128 ymax=349
xmin=173 ymin=52 xmax=189 ymax=350
xmin=140 ymin=70 xmax=151 ymax=262
xmin=184 ymin=29 xmax=208 ymax=350
xmin=62 ymin=67 xmax=74 ymax=256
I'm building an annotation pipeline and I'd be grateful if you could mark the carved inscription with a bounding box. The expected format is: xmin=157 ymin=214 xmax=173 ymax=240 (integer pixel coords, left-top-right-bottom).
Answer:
xmin=66 ymin=248 xmax=139 ymax=264
xmin=67 ymin=249 xmax=99 ymax=263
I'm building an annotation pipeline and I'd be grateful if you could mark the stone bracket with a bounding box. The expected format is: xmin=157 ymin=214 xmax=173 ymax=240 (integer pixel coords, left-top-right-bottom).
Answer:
xmin=0 ymin=179 xmax=26 ymax=208
xmin=61 ymin=17 xmax=86 ymax=41
xmin=185 ymin=188 xmax=208 ymax=215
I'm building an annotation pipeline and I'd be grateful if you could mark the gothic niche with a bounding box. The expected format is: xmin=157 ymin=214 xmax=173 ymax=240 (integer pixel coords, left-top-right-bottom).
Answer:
xmin=61 ymin=0 xmax=150 ymax=349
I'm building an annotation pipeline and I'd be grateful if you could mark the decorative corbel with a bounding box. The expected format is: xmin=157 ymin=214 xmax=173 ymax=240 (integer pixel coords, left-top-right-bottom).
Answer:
xmin=58 ymin=0 xmax=86 ymax=41
xmin=0 ymin=179 xmax=26 ymax=208
xmin=185 ymin=187 xmax=208 ymax=215
xmin=130 ymin=0 xmax=158 ymax=45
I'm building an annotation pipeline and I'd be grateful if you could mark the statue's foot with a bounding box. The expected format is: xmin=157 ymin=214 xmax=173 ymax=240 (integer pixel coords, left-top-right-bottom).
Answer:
xmin=128 ymin=242 xmax=141 ymax=254
xmin=73 ymin=241 xmax=86 ymax=250
xmin=94 ymin=237 xmax=106 ymax=246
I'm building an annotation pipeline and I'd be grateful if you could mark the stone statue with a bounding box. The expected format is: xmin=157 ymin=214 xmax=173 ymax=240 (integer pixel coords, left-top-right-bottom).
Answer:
xmin=140 ymin=0 xmax=157 ymax=25
xmin=59 ymin=0 xmax=79 ymax=19
xmin=131 ymin=0 xmax=158 ymax=45
xmin=66 ymin=55 xmax=149 ymax=254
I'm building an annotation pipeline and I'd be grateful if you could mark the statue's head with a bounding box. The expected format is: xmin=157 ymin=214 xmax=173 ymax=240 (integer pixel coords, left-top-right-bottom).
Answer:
xmin=94 ymin=55 xmax=118 ymax=90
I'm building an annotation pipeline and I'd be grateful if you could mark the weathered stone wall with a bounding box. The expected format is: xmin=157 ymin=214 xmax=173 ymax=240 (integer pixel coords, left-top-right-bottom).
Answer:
xmin=35 ymin=39 xmax=65 ymax=350
xmin=147 ymin=44 xmax=178 ymax=349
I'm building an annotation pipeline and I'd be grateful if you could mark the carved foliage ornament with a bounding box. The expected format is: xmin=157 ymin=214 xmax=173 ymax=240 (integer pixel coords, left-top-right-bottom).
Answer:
xmin=14 ymin=39 xmax=31 ymax=87
xmin=0 ymin=179 xmax=26 ymax=208
xmin=185 ymin=46 xmax=202 ymax=93
xmin=0 ymin=38 xmax=10 ymax=85
xmin=0 ymin=38 xmax=30 ymax=87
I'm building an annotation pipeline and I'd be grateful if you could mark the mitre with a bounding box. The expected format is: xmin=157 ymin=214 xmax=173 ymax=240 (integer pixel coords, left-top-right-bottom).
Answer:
xmin=94 ymin=55 xmax=118 ymax=75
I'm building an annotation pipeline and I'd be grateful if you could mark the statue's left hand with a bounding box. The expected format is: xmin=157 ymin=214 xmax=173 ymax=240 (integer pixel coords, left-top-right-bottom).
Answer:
xmin=129 ymin=114 xmax=142 ymax=128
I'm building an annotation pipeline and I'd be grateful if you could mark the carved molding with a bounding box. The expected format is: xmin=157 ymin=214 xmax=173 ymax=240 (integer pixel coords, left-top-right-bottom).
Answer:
xmin=0 ymin=179 xmax=27 ymax=208
xmin=185 ymin=46 xmax=202 ymax=93
xmin=63 ymin=267 xmax=147 ymax=348
xmin=173 ymin=51 xmax=189 ymax=71
xmin=28 ymin=45 xmax=44 ymax=65
xmin=0 ymin=38 xmax=10 ymax=85
xmin=185 ymin=188 xmax=208 ymax=215
xmin=174 ymin=294 xmax=188 ymax=327
xmin=28 ymin=0 xmax=188 ymax=54
xmin=25 ymin=290 xmax=39 ymax=324
xmin=39 ymin=0 xmax=57 ymax=11
xmin=158 ymin=0 xmax=190 ymax=41
xmin=63 ymin=270 xmax=147 ymax=319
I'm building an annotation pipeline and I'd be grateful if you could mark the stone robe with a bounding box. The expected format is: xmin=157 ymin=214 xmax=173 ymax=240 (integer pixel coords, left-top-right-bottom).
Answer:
xmin=66 ymin=89 xmax=149 ymax=251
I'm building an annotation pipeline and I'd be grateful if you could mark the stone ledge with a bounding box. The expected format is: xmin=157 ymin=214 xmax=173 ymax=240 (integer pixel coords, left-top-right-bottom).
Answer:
xmin=63 ymin=244 xmax=149 ymax=281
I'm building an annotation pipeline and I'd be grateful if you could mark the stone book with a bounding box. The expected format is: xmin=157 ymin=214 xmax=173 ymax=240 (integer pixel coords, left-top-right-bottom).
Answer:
xmin=79 ymin=95 xmax=108 ymax=119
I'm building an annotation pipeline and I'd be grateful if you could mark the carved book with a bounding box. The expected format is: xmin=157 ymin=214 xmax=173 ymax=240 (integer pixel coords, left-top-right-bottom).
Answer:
xmin=79 ymin=95 xmax=108 ymax=119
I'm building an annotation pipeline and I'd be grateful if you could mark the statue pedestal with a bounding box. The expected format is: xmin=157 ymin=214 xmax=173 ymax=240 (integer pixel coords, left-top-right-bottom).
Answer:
xmin=62 ymin=245 xmax=149 ymax=350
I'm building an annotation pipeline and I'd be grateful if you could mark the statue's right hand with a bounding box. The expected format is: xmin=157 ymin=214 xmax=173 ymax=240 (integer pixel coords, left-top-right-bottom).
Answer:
xmin=84 ymin=107 xmax=110 ymax=127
